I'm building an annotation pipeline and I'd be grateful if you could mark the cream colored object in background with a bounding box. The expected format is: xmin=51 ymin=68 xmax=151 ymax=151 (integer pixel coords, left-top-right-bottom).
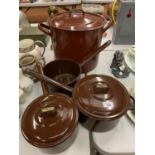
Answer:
xmin=19 ymin=39 xmax=45 ymax=60
xmin=124 ymin=46 xmax=135 ymax=73
xmin=19 ymin=68 xmax=34 ymax=94
xmin=82 ymin=4 xmax=104 ymax=14
xmin=19 ymin=88 xmax=25 ymax=104
xmin=19 ymin=55 xmax=36 ymax=71
xmin=19 ymin=10 xmax=30 ymax=28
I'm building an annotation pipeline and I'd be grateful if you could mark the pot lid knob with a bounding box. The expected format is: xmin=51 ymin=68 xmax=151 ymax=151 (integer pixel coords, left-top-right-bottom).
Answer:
xmin=92 ymin=82 xmax=112 ymax=101
xmin=40 ymin=106 xmax=57 ymax=118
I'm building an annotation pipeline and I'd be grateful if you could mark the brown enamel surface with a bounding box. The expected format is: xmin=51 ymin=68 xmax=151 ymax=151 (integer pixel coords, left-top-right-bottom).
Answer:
xmin=51 ymin=28 xmax=103 ymax=72
xmin=23 ymin=68 xmax=130 ymax=132
xmin=43 ymin=59 xmax=81 ymax=86
xmin=79 ymin=112 xmax=119 ymax=132
xmin=43 ymin=59 xmax=80 ymax=95
xmin=21 ymin=93 xmax=78 ymax=148
xmin=49 ymin=12 xmax=107 ymax=31
xmin=39 ymin=126 xmax=78 ymax=153
xmin=73 ymin=75 xmax=130 ymax=120
xmin=39 ymin=12 xmax=112 ymax=72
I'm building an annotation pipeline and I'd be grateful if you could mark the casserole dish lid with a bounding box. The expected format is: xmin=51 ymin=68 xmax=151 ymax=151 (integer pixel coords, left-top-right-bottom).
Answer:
xmin=49 ymin=11 xmax=107 ymax=31
xmin=21 ymin=93 xmax=78 ymax=148
xmin=73 ymin=75 xmax=130 ymax=120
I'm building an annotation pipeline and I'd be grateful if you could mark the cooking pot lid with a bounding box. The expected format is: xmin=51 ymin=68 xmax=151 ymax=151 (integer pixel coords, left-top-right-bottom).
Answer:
xmin=73 ymin=75 xmax=129 ymax=120
xmin=49 ymin=11 xmax=106 ymax=31
xmin=21 ymin=93 xmax=78 ymax=148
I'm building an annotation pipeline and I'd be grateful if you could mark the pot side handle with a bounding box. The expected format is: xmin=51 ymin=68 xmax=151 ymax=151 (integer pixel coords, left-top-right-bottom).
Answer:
xmin=102 ymin=16 xmax=113 ymax=33
xmin=38 ymin=23 xmax=51 ymax=36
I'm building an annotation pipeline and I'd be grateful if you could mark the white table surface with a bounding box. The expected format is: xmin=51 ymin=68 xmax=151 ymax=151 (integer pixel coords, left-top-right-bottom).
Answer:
xmin=19 ymin=28 xmax=135 ymax=155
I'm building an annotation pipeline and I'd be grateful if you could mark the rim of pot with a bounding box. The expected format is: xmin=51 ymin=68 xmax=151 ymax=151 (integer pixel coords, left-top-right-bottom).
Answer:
xmin=48 ymin=12 xmax=110 ymax=31
xmin=43 ymin=58 xmax=81 ymax=86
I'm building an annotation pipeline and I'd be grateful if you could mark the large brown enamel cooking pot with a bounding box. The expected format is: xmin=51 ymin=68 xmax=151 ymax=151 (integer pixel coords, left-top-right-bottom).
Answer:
xmin=21 ymin=62 xmax=79 ymax=153
xmin=43 ymin=40 xmax=111 ymax=94
xmin=24 ymin=68 xmax=134 ymax=132
xmin=38 ymin=10 xmax=112 ymax=73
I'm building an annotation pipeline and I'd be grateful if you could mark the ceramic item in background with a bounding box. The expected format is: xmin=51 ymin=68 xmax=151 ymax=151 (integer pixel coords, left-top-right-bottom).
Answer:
xmin=20 ymin=55 xmax=36 ymax=71
xmin=19 ymin=67 xmax=24 ymax=80
xmin=19 ymin=10 xmax=30 ymax=28
xmin=19 ymin=67 xmax=33 ymax=93
xmin=19 ymin=105 xmax=22 ymax=118
xmin=19 ymin=39 xmax=45 ymax=62
xmin=23 ymin=69 xmax=135 ymax=132
xmin=19 ymin=27 xmax=50 ymax=46
xmin=19 ymin=54 xmax=45 ymax=81
xmin=110 ymin=50 xmax=130 ymax=78
xmin=124 ymin=46 xmax=135 ymax=73
xmin=19 ymin=88 xmax=25 ymax=104
xmin=21 ymin=61 xmax=79 ymax=154
xmin=38 ymin=11 xmax=112 ymax=72
xmin=82 ymin=4 xmax=103 ymax=14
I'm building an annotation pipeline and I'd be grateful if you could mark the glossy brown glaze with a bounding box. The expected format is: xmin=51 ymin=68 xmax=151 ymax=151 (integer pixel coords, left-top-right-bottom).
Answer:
xmin=51 ymin=29 xmax=101 ymax=73
xmin=38 ymin=11 xmax=112 ymax=72
xmin=43 ymin=60 xmax=77 ymax=87
xmin=43 ymin=40 xmax=111 ymax=94
xmin=79 ymin=112 xmax=119 ymax=132
xmin=39 ymin=126 xmax=78 ymax=153
xmin=43 ymin=58 xmax=80 ymax=94
xmin=73 ymin=75 xmax=130 ymax=120
xmin=21 ymin=62 xmax=79 ymax=153
xmin=21 ymin=93 xmax=78 ymax=148
xmin=23 ymin=70 xmax=131 ymax=132
xmin=73 ymin=75 xmax=130 ymax=132
xmin=49 ymin=11 xmax=107 ymax=31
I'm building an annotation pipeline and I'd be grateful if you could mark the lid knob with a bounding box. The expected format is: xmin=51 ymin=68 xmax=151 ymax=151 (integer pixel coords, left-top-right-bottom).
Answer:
xmin=40 ymin=106 xmax=57 ymax=118
xmin=92 ymin=82 xmax=112 ymax=101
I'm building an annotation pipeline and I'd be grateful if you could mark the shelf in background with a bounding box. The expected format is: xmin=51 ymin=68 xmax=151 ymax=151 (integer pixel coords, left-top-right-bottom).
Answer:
xmin=19 ymin=0 xmax=113 ymax=7
xmin=82 ymin=0 xmax=113 ymax=3
xmin=19 ymin=0 xmax=81 ymax=7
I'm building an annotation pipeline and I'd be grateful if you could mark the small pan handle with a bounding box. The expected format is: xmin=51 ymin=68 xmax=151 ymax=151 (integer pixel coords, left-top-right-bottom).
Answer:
xmin=80 ymin=40 xmax=111 ymax=67
xmin=35 ymin=59 xmax=49 ymax=95
xmin=38 ymin=23 xmax=51 ymax=36
xmin=23 ymin=68 xmax=73 ymax=93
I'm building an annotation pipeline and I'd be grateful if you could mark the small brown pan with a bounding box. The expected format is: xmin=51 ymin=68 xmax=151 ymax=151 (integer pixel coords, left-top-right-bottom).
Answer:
xmin=21 ymin=61 xmax=79 ymax=153
xmin=43 ymin=40 xmax=111 ymax=93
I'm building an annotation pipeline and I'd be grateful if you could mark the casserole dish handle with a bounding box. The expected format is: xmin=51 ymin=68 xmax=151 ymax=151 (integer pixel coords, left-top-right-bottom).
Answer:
xmin=38 ymin=23 xmax=51 ymax=36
